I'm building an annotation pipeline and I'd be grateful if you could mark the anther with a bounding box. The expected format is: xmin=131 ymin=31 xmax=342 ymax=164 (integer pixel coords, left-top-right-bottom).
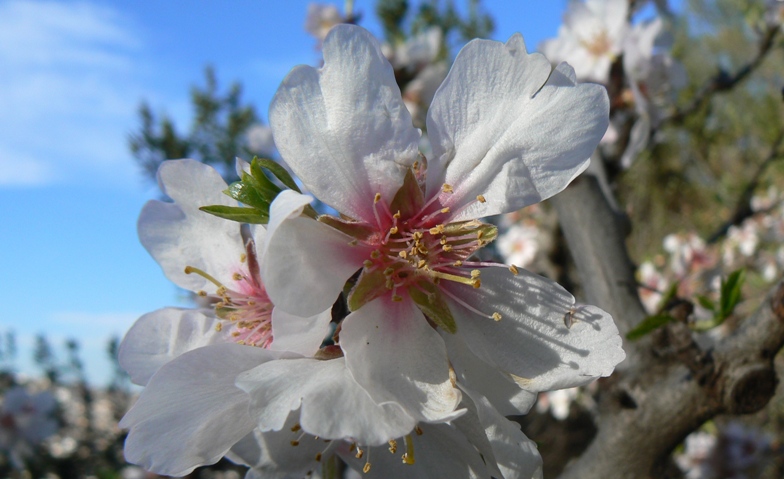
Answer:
xmin=290 ymin=440 xmax=300 ymax=446
xmin=215 ymin=323 xmax=222 ymax=332
xmin=392 ymin=295 xmax=403 ymax=302
xmin=476 ymin=195 xmax=486 ymax=203
xmin=389 ymin=226 xmax=399 ymax=234
xmin=442 ymin=245 xmax=452 ymax=252
xmin=393 ymin=210 xmax=401 ymax=219
xmin=383 ymin=267 xmax=395 ymax=276
xmin=240 ymin=253 xmax=247 ymax=263
xmin=453 ymin=260 xmax=463 ymax=266
xmin=492 ymin=312 xmax=502 ymax=322
xmin=233 ymin=273 xmax=243 ymax=281
xmin=440 ymin=207 xmax=450 ymax=214
xmin=363 ymin=260 xmax=373 ymax=268
xmin=509 ymin=264 xmax=519 ymax=275
xmin=374 ymin=193 xmax=382 ymax=204
xmin=440 ymin=236 xmax=447 ymax=245
xmin=398 ymin=251 xmax=408 ymax=258
xmin=473 ymin=279 xmax=481 ymax=288
xmin=470 ymin=270 xmax=481 ymax=279
xmin=388 ymin=439 xmax=398 ymax=454
xmin=197 ymin=290 xmax=207 ymax=297
xmin=291 ymin=424 xmax=301 ymax=432
xmin=370 ymin=250 xmax=381 ymax=259
xmin=355 ymin=447 xmax=364 ymax=459
xmin=415 ymin=426 xmax=423 ymax=435
xmin=363 ymin=462 xmax=372 ymax=473
xmin=442 ymin=184 xmax=453 ymax=193
xmin=315 ymin=453 xmax=322 ymax=462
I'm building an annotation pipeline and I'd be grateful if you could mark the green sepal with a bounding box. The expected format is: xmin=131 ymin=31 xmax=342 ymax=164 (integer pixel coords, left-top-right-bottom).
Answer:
xmin=225 ymin=175 xmax=271 ymax=209
xmin=390 ymin=168 xmax=424 ymax=219
xmin=347 ymin=268 xmax=389 ymax=312
xmin=626 ymin=314 xmax=675 ymax=341
xmin=718 ymin=268 xmax=745 ymax=321
xmin=199 ymin=205 xmax=268 ymax=224
xmin=318 ymin=215 xmax=377 ymax=241
xmin=409 ymin=279 xmax=457 ymax=334
xmin=253 ymin=158 xmax=301 ymax=193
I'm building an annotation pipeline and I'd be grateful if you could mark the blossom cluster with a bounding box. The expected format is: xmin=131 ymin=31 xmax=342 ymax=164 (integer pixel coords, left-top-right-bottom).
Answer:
xmin=119 ymin=22 xmax=625 ymax=479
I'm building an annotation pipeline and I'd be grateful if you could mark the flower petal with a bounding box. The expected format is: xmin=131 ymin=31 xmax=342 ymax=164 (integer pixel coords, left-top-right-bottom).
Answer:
xmin=120 ymin=344 xmax=280 ymax=476
xmin=443 ymin=266 xmax=624 ymax=391
xmin=118 ymin=307 xmax=226 ymax=386
xmin=269 ymin=24 xmax=420 ymax=223
xmin=338 ymin=422 xmax=488 ymax=479
xmin=269 ymin=307 xmax=332 ymax=356
xmin=262 ymin=190 xmax=368 ymax=317
xmin=237 ymin=358 xmax=416 ymax=446
xmin=426 ymin=35 xmax=609 ymax=220
xmin=441 ymin=332 xmax=537 ymax=416
xmin=340 ymin=294 xmax=462 ymax=423
xmin=138 ymin=159 xmax=246 ymax=292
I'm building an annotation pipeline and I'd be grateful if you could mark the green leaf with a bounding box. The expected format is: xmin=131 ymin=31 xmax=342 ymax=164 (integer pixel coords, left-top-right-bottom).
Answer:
xmin=244 ymin=167 xmax=282 ymax=202
xmin=224 ymin=179 xmax=269 ymax=210
xmin=626 ymin=314 xmax=676 ymax=341
xmin=254 ymin=157 xmax=301 ymax=193
xmin=199 ymin=205 xmax=268 ymax=224
xmin=696 ymin=295 xmax=716 ymax=312
xmin=718 ymin=268 xmax=745 ymax=320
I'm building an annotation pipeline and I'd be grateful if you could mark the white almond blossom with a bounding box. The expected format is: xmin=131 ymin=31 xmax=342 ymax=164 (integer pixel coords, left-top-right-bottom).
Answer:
xmin=497 ymin=223 xmax=541 ymax=270
xmin=0 ymin=387 xmax=57 ymax=469
xmin=263 ymin=23 xmax=625 ymax=440
xmin=305 ymin=3 xmax=345 ymax=43
xmin=540 ymin=0 xmax=629 ymax=84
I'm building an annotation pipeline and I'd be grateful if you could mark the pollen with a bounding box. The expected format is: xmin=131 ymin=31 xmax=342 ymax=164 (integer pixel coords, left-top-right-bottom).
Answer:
xmin=509 ymin=264 xmax=519 ymax=275
xmin=442 ymin=183 xmax=454 ymax=193
xmin=492 ymin=312 xmax=502 ymax=321
xmin=393 ymin=210 xmax=401 ymax=219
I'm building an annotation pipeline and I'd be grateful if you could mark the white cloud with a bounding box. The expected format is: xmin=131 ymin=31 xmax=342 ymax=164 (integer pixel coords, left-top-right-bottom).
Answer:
xmin=0 ymin=0 xmax=147 ymax=187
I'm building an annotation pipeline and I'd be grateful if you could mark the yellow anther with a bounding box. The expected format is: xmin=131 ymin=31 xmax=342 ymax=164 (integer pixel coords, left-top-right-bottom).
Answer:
xmin=492 ymin=312 xmax=502 ymax=322
xmin=240 ymin=253 xmax=247 ymax=263
xmin=477 ymin=194 xmax=486 ymax=203
xmin=417 ymin=260 xmax=426 ymax=269
xmin=355 ymin=447 xmax=364 ymax=459
xmin=417 ymin=245 xmax=428 ymax=255
xmin=470 ymin=270 xmax=481 ymax=278
xmin=248 ymin=300 xmax=256 ymax=306
xmin=440 ymin=236 xmax=447 ymax=245
xmin=389 ymin=226 xmax=399 ymax=234
xmin=388 ymin=440 xmax=398 ymax=454
xmin=197 ymin=290 xmax=207 ymax=297
xmin=392 ymin=295 xmax=403 ymax=302
xmin=442 ymin=244 xmax=452 ymax=252
xmin=363 ymin=260 xmax=373 ymax=268
xmin=453 ymin=260 xmax=463 ymax=266
xmin=291 ymin=424 xmax=301 ymax=432
xmin=442 ymin=183 xmax=453 ymax=193
xmin=232 ymin=273 xmax=243 ymax=281
xmin=440 ymin=207 xmax=450 ymax=214
xmin=374 ymin=193 xmax=382 ymax=204
xmin=363 ymin=462 xmax=372 ymax=473
xmin=315 ymin=453 xmax=322 ymax=462
xmin=383 ymin=267 xmax=395 ymax=276
xmin=473 ymin=279 xmax=481 ymax=288
xmin=412 ymin=161 xmax=419 ymax=170
xmin=509 ymin=264 xmax=519 ymax=275
xmin=393 ymin=210 xmax=401 ymax=219
xmin=370 ymin=250 xmax=381 ymax=259
xmin=412 ymin=231 xmax=423 ymax=241
xmin=215 ymin=323 xmax=222 ymax=332
xmin=415 ymin=426 xmax=423 ymax=436
xmin=398 ymin=251 xmax=408 ymax=259
xmin=290 ymin=440 xmax=299 ymax=446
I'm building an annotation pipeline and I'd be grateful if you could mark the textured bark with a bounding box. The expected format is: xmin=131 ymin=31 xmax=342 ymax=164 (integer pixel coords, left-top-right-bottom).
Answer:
xmin=550 ymin=175 xmax=784 ymax=479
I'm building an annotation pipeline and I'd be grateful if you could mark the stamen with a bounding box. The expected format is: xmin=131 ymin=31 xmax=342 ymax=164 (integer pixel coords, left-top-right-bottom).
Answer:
xmin=355 ymin=446 xmax=364 ymax=459
xmin=402 ymin=434 xmax=416 ymax=465
xmin=440 ymin=287 xmax=499 ymax=321
xmin=492 ymin=312 xmax=502 ymax=321
xmin=428 ymin=270 xmax=480 ymax=288
xmin=363 ymin=449 xmax=372 ymax=473
xmin=388 ymin=439 xmax=398 ymax=454
xmin=476 ymin=195 xmax=486 ymax=203
xmin=184 ymin=266 xmax=225 ymax=289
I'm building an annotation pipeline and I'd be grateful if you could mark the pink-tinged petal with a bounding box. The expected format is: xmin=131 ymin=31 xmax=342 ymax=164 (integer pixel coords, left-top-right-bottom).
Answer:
xmin=269 ymin=24 xmax=420 ymax=223
xmin=262 ymin=191 xmax=368 ymax=317
xmin=441 ymin=332 xmax=537 ymax=416
xmin=138 ymin=159 xmax=246 ymax=292
xmin=338 ymin=421 xmax=487 ymax=479
xmin=118 ymin=308 xmax=227 ymax=386
xmin=340 ymin=294 xmax=462 ymax=423
xmin=456 ymin=385 xmax=542 ymax=479
xmin=443 ymin=266 xmax=624 ymax=391
xmin=426 ymin=35 xmax=608 ymax=220
xmin=269 ymin=307 xmax=332 ymax=356
xmin=120 ymin=344 xmax=281 ymax=476
xmin=237 ymin=358 xmax=416 ymax=446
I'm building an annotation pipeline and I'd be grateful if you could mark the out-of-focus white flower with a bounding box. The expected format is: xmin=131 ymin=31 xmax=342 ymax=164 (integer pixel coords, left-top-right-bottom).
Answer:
xmin=638 ymin=261 xmax=668 ymax=314
xmin=540 ymin=0 xmax=629 ymax=84
xmin=0 ymin=387 xmax=58 ymax=469
xmin=723 ymin=221 xmax=760 ymax=266
xmin=675 ymin=431 xmax=717 ymax=479
xmin=305 ymin=3 xmax=345 ymax=43
xmin=245 ymin=123 xmax=276 ymax=158
xmin=264 ymin=25 xmax=624 ymax=440
xmin=497 ymin=222 xmax=540 ymax=269
xmin=663 ymin=233 xmax=710 ymax=277
xmin=535 ymin=387 xmax=579 ymax=420
xmin=675 ymin=423 xmax=775 ymax=479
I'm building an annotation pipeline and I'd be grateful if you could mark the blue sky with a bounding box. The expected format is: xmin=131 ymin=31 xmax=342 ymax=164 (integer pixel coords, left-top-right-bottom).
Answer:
xmin=0 ymin=0 xmax=616 ymax=383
